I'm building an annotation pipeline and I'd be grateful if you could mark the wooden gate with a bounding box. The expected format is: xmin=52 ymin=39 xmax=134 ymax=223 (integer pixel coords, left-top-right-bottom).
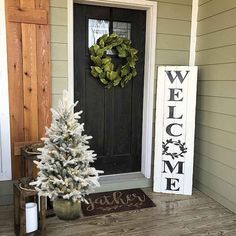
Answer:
xmin=5 ymin=0 xmax=51 ymax=179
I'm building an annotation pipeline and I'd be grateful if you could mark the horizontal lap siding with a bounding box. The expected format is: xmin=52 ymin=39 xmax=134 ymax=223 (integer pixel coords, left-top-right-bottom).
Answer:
xmin=50 ymin=0 xmax=67 ymax=108
xmin=195 ymin=0 xmax=236 ymax=213
xmin=155 ymin=1 xmax=192 ymax=66
xmin=152 ymin=0 xmax=192 ymax=123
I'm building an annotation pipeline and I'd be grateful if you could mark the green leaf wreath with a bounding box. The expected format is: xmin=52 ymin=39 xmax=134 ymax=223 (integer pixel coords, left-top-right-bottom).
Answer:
xmin=89 ymin=33 xmax=138 ymax=89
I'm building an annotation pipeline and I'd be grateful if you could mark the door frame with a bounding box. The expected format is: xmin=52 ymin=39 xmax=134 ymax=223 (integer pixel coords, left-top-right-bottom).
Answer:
xmin=68 ymin=0 xmax=157 ymax=178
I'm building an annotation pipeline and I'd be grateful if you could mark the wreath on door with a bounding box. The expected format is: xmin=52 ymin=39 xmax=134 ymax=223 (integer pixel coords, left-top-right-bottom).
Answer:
xmin=89 ymin=33 xmax=138 ymax=89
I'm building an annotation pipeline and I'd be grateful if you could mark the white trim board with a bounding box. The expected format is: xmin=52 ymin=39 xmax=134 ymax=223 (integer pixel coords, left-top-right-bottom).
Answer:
xmin=68 ymin=0 xmax=157 ymax=178
xmin=189 ymin=0 xmax=199 ymax=66
xmin=0 ymin=0 xmax=12 ymax=181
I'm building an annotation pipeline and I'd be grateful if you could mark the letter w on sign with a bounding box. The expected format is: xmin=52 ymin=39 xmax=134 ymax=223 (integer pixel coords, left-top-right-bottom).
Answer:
xmin=165 ymin=70 xmax=190 ymax=84
xmin=153 ymin=66 xmax=198 ymax=195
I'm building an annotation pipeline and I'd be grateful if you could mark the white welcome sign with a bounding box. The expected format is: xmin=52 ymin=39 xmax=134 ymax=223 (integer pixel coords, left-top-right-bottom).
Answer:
xmin=153 ymin=66 xmax=198 ymax=195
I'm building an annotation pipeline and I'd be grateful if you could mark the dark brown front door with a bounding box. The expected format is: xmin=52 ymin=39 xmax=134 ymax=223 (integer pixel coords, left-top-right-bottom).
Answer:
xmin=74 ymin=4 xmax=146 ymax=175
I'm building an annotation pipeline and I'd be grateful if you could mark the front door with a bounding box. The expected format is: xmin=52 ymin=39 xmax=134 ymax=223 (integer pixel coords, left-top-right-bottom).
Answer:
xmin=74 ymin=4 xmax=146 ymax=175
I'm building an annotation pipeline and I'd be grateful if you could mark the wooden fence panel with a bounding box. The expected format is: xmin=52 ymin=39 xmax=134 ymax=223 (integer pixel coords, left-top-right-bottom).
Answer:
xmin=5 ymin=0 xmax=51 ymax=179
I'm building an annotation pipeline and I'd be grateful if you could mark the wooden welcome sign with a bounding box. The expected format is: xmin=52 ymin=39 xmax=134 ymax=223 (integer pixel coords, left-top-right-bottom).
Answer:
xmin=154 ymin=66 xmax=198 ymax=195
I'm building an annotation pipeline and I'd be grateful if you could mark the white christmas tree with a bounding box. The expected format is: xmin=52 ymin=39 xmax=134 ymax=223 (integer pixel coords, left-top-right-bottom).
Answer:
xmin=32 ymin=90 xmax=103 ymax=202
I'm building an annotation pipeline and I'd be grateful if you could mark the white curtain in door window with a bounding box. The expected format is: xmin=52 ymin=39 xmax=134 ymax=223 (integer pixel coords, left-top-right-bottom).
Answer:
xmin=88 ymin=19 xmax=109 ymax=47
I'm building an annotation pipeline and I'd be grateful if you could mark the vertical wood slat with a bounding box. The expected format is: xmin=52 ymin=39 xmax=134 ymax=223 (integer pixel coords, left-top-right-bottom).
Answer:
xmin=36 ymin=0 xmax=51 ymax=138
xmin=22 ymin=23 xmax=39 ymax=141
xmin=5 ymin=0 xmax=24 ymax=179
xmin=5 ymin=0 xmax=51 ymax=179
xmin=35 ymin=0 xmax=51 ymax=176
xmin=36 ymin=25 xmax=51 ymax=137
xmin=21 ymin=0 xmax=38 ymax=143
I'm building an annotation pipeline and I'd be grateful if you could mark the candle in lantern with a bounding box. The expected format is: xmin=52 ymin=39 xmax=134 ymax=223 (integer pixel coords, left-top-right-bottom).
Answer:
xmin=26 ymin=202 xmax=38 ymax=233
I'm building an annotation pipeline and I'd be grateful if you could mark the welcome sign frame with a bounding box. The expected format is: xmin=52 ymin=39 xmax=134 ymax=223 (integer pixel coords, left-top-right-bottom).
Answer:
xmin=153 ymin=66 xmax=198 ymax=195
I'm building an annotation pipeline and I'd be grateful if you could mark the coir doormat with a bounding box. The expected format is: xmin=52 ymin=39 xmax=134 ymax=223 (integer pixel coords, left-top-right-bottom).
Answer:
xmin=81 ymin=188 xmax=156 ymax=216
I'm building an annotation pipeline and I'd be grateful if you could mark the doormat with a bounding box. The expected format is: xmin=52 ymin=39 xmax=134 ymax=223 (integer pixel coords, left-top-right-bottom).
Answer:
xmin=81 ymin=188 xmax=156 ymax=216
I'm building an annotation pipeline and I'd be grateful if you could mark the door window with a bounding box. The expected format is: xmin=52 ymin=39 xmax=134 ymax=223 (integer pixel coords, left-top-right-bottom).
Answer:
xmin=88 ymin=19 xmax=131 ymax=48
xmin=88 ymin=19 xmax=109 ymax=47
xmin=113 ymin=21 xmax=131 ymax=39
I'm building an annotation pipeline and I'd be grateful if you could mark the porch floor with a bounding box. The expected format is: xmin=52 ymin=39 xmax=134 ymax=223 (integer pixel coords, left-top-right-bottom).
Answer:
xmin=0 ymin=188 xmax=236 ymax=236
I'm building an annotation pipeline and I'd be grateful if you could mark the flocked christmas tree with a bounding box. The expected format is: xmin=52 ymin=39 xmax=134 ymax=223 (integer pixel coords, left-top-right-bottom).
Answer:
xmin=32 ymin=90 xmax=103 ymax=202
